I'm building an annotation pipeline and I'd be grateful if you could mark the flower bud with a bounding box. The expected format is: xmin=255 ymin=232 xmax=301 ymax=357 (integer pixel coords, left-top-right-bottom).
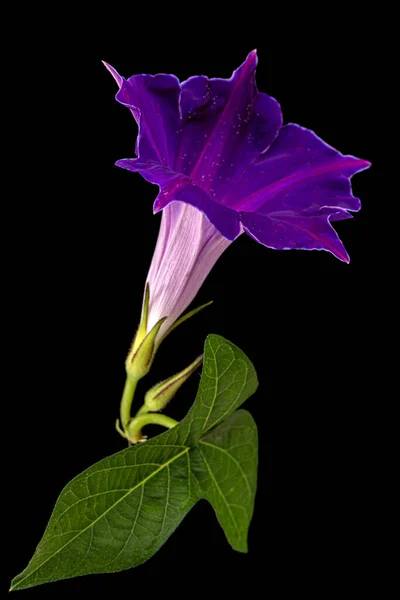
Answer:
xmin=144 ymin=355 xmax=203 ymax=412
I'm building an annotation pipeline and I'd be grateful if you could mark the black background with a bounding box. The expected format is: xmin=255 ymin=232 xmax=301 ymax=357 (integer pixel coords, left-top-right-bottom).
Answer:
xmin=6 ymin=7 xmax=382 ymax=597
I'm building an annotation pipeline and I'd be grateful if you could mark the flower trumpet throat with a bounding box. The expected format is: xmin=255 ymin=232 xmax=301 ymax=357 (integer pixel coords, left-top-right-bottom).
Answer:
xmin=144 ymin=354 xmax=203 ymax=412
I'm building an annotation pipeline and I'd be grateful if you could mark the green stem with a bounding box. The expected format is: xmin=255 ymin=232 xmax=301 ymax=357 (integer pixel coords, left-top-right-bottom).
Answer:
xmin=127 ymin=412 xmax=179 ymax=443
xmin=120 ymin=375 xmax=139 ymax=431
xmin=136 ymin=404 xmax=150 ymax=416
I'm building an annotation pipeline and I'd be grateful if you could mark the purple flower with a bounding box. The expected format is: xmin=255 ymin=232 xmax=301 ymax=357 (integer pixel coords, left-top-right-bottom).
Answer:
xmin=104 ymin=52 xmax=370 ymax=340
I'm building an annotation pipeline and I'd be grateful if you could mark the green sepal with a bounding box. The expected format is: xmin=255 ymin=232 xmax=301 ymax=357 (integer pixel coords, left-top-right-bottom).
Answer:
xmin=157 ymin=300 xmax=213 ymax=345
xmin=130 ymin=283 xmax=150 ymax=354
xmin=125 ymin=316 xmax=167 ymax=379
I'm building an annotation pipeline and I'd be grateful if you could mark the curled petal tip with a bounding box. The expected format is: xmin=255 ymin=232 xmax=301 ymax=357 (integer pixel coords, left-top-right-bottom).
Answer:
xmin=102 ymin=61 xmax=123 ymax=88
xmin=350 ymin=157 xmax=371 ymax=173
xmin=341 ymin=254 xmax=351 ymax=264
xmin=360 ymin=159 xmax=372 ymax=170
xmin=245 ymin=49 xmax=258 ymax=67
xmin=335 ymin=244 xmax=350 ymax=264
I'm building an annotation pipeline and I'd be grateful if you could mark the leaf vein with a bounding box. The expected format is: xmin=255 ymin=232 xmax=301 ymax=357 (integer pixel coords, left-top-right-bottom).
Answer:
xmin=199 ymin=440 xmax=252 ymax=495
xmin=14 ymin=447 xmax=189 ymax=589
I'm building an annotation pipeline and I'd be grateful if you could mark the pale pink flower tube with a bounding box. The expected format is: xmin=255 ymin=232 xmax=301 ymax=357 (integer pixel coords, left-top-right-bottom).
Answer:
xmin=144 ymin=201 xmax=231 ymax=342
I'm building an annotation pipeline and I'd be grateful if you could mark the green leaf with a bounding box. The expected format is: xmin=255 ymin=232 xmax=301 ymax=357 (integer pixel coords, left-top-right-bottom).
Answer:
xmin=11 ymin=335 xmax=259 ymax=591
xmin=178 ymin=333 xmax=258 ymax=443
xmin=192 ymin=409 xmax=258 ymax=552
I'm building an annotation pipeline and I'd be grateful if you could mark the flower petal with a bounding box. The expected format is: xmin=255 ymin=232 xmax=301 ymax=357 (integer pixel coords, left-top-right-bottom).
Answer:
xmin=116 ymin=158 xmax=241 ymax=240
xmin=177 ymin=51 xmax=283 ymax=199
xmin=241 ymin=207 xmax=351 ymax=262
xmin=106 ymin=63 xmax=181 ymax=166
xmin=226 ymin=124 xmax=370 ymax=214
xmin=232 ymin=123 xmax=370 ymax=260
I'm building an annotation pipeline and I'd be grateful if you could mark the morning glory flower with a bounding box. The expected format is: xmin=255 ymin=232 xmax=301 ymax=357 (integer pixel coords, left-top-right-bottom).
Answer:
xmin=104 ymin=51 xmax=370 ymax=341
